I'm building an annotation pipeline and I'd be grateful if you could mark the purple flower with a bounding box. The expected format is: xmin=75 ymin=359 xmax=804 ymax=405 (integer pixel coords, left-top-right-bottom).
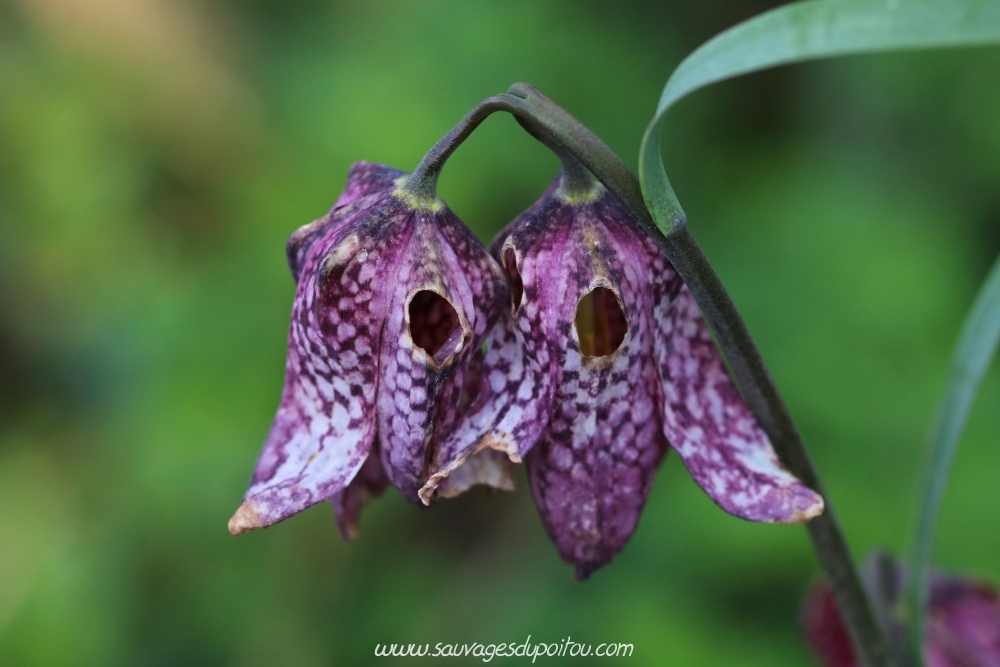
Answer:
xmin=803 ymin=563 xmax=1000 ymax=667
xmin=229 ymin=162 xmax=513 ymax=538
xmin=423 ymin=172 xmax=824 ymax=577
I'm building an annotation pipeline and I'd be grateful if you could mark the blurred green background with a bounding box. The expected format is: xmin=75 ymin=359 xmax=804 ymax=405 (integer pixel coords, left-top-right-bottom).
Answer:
xmin=1 ymin=0 xmax=999 ymax=665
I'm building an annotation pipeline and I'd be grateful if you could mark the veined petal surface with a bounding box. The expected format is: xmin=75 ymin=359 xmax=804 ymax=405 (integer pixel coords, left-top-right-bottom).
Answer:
xmin=524 ymin=185 xmax=667 ymax=578
xmin=230 ymin=194 xmax=412 ymax=534
xmin=652 ymin=271 xmax=823 ymax=524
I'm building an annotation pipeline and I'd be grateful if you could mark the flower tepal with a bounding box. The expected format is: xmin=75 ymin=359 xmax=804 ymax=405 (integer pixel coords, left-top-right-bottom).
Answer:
xmin=434 ymin=170 xmax=824 ymax=577
xmin=803 ymin=558 xmax=1000 ymax=667
xmin=229 ymin=162 xmax=511 ymax=537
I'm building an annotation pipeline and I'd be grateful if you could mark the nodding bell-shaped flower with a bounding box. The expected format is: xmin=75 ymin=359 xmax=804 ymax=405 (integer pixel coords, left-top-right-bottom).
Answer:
xmin=803 ymin=555 xmax=1000 ymax=667
xmin=427 ymin=163 xmax=824 ymax=577
xmin=228 ymin=161 xmax=512 ymax=538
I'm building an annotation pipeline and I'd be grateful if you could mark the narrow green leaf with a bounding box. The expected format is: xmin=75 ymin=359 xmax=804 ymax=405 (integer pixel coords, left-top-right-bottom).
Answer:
xmin=906 ymin=254 xmax=1000 ymax=667
xmin=639 ymin=0 xmax=1000 ymax=236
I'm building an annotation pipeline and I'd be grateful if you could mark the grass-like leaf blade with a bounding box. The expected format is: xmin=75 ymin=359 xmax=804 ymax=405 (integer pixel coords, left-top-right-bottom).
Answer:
xmin=639 ymin=0 xmax=1000 ymax=235
xmin=906 ymin=255 xmax=1000 ymax=666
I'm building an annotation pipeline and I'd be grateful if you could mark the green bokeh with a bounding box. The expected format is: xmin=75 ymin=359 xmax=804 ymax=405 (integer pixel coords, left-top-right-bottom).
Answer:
xmin=1 ymin=1 xmax=998 ymax=665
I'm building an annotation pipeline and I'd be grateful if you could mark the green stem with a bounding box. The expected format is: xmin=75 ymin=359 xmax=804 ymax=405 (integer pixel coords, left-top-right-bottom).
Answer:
xmin=411 ymin=83 xmax=894 ymax=667
xmin=905 ymin=253 xmax=1000 ymax=667
xmin=406 ymin=95 xmax=516 ymax=199
xmin=513 ymin=116 xmax=597 ymax=197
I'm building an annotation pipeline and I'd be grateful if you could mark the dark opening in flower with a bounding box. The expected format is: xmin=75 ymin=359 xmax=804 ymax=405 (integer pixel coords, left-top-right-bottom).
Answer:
xmin=575 ymin=287 xmax=627 ymax=357
xmin=409 ymin=290 xmax=463 ymax=361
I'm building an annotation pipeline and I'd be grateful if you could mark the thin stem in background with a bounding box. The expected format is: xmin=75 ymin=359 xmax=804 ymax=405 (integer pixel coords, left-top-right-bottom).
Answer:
xmin=906 ymin=254 xmax=1000 ymax=667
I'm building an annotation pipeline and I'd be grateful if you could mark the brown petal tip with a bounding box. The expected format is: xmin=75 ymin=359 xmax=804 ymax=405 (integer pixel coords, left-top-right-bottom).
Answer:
xmin=801 ymin=494 xmax=826 ymax=522
xmin=781 ymin=491 xmax=826 ymax=524
xmin=228 ymin=500 xmax=266 ymax=536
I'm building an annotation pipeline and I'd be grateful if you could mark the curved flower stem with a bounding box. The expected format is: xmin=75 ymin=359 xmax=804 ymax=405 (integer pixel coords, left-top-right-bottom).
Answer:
xmin=407 ymin=95 xmax=516 ymax=199
xmin=411 ymin=83 xmax=894 ymax=667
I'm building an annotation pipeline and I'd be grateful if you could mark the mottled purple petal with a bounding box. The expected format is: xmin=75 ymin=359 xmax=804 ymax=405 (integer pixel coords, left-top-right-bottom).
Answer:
xmin=286 ymin=162 xmax=406 ymax=282
xmin=376 ymin=202 xmax=507 ymax=503
xmin=334 ymin=161 xmax=407 ymax=209
xmin=420 ymin=192 xmax=563 ymax=502
xmin=426 ymin=200 xmax=511 ymax=453
xmin=229 ymin=194 xmax=412 ymax=535
xmin=524 ymin=185 xmax=668 ymax=578
xmin=415 ymin=212 xmax=527 ymax=503
xmin=927 ymin=576 xmax=1000 ymax=667
xmin=651 ymin=271 xmax=824 ymax=524
xmin=421 ymin=314 xmax=543 ymax=501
